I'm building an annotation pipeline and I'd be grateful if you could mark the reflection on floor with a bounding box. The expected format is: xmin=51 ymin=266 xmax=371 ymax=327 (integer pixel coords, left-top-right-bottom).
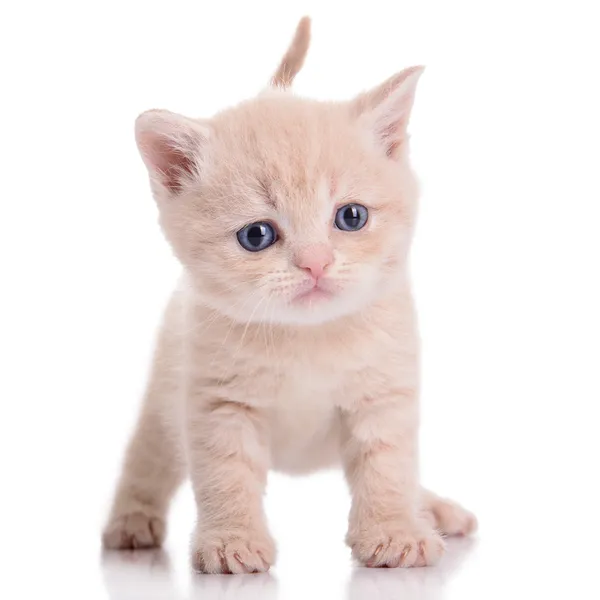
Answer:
xmin=101 ymin=537 xmax=476 ymax=600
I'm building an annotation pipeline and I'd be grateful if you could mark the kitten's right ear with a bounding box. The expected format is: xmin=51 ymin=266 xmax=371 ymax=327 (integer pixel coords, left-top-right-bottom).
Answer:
xmin=135 ymin=109 xmax=210 ymax=195
xmin=352 ymin=66 xmax=424 ymax=160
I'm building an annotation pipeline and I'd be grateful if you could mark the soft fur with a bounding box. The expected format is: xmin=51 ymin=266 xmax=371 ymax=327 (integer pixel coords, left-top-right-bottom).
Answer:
xmin=103 ymin=17 xmax=476 ymax=573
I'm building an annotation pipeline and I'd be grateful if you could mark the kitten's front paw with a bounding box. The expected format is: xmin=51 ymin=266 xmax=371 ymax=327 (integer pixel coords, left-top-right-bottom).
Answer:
xmin=193 ymin=526 xmax=276 ymax=574
xmin=348 ymin=519 xmax=445 ymax=568
xmin=102 ymin=511 xmax=166 ymax=549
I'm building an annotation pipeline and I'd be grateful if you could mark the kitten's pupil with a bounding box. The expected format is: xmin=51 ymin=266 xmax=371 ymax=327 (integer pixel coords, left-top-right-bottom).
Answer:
xmin=343 ymin=206 xmax=360 ymax=228
xmin=248 ymin=224 xmax=267 ymax=247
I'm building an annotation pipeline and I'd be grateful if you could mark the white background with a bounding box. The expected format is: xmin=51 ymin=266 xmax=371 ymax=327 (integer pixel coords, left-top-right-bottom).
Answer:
xmin=1 ymin=1 xmax=599 ymax=598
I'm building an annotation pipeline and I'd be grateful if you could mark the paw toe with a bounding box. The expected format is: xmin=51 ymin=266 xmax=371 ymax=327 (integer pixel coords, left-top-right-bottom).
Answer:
xmin=102 ymin=512 xmax=165 ymax=550
xmin=193 ymin=530 xmax=275 ymax=574
xmin=351 ymin=522 xmax=445 ymax=568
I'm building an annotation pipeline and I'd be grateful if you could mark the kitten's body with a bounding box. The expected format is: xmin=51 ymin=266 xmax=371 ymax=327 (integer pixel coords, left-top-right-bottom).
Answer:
xmin=143 ymin=273 xmax=414 ymax=475
xmin=103 ymin=19 xmax=476 ymax=573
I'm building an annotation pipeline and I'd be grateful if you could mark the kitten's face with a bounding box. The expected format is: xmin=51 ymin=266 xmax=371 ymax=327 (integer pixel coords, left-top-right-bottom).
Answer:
xmin=137 ymin=70 xmax=423 ymax=326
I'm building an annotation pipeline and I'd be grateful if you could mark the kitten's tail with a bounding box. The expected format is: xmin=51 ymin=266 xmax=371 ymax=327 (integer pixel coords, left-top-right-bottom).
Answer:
xmin=270 ymin=16 xmax=311 ymax=89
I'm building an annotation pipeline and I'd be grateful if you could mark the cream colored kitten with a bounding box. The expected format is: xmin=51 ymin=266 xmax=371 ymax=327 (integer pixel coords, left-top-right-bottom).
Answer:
xmin=103 ymin=18 xmax=476 ymax=573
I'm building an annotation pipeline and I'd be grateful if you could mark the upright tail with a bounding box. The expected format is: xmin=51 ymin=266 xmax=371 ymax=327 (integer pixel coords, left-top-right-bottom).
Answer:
xmin=270 ymin=16 xmax=311 ymax=89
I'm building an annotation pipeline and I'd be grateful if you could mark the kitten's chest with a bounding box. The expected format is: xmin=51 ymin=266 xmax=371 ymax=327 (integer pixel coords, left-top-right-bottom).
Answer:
xmin=273 ymin=359 xmax=343 ymax=408
xmin=197 ymin=312 xmax=403 ymax=408
xmin=226 ymin=341 xmax=361 ymax=409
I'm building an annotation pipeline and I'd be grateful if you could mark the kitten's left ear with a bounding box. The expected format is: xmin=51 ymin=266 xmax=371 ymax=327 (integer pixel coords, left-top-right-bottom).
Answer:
xmin=353 ymin=66 xmax=425 ymax=159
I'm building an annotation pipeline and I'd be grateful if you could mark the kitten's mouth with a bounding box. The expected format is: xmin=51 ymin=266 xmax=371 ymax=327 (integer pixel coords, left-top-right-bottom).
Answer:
xmin=292 ymin=282 xmax=334 ymax=305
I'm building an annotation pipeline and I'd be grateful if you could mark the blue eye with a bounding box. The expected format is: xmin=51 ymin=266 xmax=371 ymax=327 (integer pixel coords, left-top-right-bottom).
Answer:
xmin=236 ymin=221 xmax=278 ymax=252
xmin=334 ymin=203 xmax=368 ymax=231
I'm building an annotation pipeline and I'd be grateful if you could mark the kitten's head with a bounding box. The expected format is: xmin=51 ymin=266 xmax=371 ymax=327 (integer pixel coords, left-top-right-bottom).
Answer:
xmin=135 ymin=18 xmax=424 ymax=326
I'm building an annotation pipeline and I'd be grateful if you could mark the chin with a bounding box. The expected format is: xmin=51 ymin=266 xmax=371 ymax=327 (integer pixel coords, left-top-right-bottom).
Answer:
xmin=270 ymin=290 xmax=378 ymax=326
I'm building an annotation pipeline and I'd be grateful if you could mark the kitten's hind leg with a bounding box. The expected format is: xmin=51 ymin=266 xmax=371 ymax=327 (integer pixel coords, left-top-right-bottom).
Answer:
xmin=103 ymin=308 xmax=186 ymax=550
xmin=420 ymin=488 xmax=478 ymax=537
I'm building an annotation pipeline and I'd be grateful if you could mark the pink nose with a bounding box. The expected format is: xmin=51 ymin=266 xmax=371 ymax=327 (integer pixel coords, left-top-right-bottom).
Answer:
xmin=295 ymin=245 xmax=334 ymax=279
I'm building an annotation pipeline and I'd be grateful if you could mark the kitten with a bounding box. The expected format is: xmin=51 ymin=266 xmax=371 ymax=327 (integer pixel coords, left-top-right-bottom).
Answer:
xmin=102 ymin=17 xmax=476 ymax=573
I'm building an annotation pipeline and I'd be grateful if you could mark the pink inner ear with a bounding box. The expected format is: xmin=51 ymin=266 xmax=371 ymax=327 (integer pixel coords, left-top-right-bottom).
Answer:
xmin=139 ymin=131 xmax=196 ymax=194
xmin=380 ymin=120 xmax=404 ymax=159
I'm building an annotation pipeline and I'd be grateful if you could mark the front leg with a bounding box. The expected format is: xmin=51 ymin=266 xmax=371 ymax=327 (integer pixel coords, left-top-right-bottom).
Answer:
xmin=187 ymin=397 xmax=275 ymax=574
xmin=342 ymin=392 xmax=445 ymax=568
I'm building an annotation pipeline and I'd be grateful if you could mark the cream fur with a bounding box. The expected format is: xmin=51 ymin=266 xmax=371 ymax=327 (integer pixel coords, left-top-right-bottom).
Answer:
xmin=103 ymin=17 xmax=476 ymax=573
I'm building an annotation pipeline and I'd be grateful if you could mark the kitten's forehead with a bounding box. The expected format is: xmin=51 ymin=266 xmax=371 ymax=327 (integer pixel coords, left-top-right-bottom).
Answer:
xmin=212 ymin=96 xmax=353 ymax=179
xmin=206 ymin=95 xmax=364 ymax=222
